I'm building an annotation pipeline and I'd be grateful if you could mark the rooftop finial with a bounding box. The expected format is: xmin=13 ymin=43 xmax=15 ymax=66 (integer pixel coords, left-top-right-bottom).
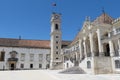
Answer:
xmin=102 ymin=7 xmax=105 ymax=14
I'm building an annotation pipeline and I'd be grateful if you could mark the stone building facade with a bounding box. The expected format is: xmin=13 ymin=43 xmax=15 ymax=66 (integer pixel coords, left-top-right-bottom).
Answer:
xmin=0 ymin=12 xmax=120 ymax=74
xmin=63 ymin=13 xmax=120 ymax=74
xmin=0 ymin=38 xmax=70 ymax=70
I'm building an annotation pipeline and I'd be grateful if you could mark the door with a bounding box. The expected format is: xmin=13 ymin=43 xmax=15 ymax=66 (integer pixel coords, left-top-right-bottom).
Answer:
xmin=10 ymin=63 xmax=15 ymax=70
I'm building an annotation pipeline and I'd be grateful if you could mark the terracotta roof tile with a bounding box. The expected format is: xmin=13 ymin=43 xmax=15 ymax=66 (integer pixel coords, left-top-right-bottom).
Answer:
xmin=0 ymin=38 xmax=71 ymax=49
xmin=92 ymin=13 xmax=114 ymax=24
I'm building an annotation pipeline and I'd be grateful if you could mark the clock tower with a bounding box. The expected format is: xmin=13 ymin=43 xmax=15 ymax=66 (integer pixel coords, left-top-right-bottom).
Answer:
xmin=50 ymin=13 xmax=63 ymax=69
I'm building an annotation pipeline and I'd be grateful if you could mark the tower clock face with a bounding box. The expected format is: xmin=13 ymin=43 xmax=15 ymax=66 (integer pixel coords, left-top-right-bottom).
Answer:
xmin=55 ymin=15 xmax=59 ymax=19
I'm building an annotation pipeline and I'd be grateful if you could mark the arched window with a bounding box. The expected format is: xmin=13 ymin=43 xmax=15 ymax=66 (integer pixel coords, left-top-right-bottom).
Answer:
xmin=67 ymin=63 xmax=69 ymax=68
xmin=115 ymin=60 xmax=120 ymax=68
xmin=55 ymin=24 xmax=59 ymax=30
xmin=87 ymin=61 xmax=91 ymax=69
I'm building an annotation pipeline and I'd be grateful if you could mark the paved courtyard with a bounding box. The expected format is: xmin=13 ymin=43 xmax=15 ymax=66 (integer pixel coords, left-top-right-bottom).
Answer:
xmin=0 ymin=70 xmax=120 ymax=80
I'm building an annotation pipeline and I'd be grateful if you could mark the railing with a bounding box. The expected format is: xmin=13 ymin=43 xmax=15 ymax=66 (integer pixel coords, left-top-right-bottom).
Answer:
xmin=8 ymin=58 xmax=18 ymax=61
xmin=64 ymin=48 xmax=80 ymax=54
xmin=109 ymin=28 xmax=120 ymax=37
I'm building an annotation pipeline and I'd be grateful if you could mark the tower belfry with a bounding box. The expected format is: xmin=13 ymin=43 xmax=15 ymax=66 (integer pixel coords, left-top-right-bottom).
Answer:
xmin=50 ymin=13 xmax=63 ymax=69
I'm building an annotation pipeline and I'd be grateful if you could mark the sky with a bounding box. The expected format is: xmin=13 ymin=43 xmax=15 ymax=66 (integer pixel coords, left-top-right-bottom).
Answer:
xmin=0 ymin=0 xmax=120 ymax=41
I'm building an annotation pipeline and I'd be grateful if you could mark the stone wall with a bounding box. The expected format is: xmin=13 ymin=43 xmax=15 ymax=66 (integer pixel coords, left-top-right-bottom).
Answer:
xmin=0 ymin=47 xmax=50 ymax=70
xmin=94 ymin=57 xmax=112 ymax=74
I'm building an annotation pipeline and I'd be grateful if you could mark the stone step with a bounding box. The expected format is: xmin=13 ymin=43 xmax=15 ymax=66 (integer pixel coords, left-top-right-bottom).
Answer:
xmin=59 ymin=66 xmax=86 ymax=74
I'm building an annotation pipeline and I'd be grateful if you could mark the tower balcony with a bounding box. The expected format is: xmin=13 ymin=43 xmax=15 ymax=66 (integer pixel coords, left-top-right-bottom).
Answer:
xmin=8 ymin=58 xmax=18 ymax=62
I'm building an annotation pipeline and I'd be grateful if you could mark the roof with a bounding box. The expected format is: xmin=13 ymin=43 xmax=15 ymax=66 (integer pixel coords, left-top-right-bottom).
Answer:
xmin=92 ymin=13 xmax=114 ymax=24
xmin=0 ymin=38 xmax=71 ymax=49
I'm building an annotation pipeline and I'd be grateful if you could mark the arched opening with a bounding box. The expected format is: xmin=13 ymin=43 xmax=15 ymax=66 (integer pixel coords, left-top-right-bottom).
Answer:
xmin=55 ymin=24 xmax=59 ymax=30
xmin=93 ymin=33 xmax=99 ymax=56
xmin=115 ymin=60 xmax=120 ymax=68
xmin=67 ymin=63 xmax=69 ymax=68
xmin=87 ymin=61 xmax=91 ymax=69
xmin=103 ymin=43 xmax=110 ymax=56
xmin=86 ymin=37 xmax=91 ymax=57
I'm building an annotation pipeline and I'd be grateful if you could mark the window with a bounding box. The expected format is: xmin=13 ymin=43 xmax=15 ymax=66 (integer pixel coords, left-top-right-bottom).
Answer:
xmin=87 ymin=61 xmax=91 ymax=69
xmin=0 ymin=51 xmax=5 ymax=61
xmin=56 ymin=46 xmax=58 ymax=49
xmin=56 ymin=57 xmax=59 ymax=59
xmin=56 ymin=41 xmax=58 ymax=44
xmin=56 ymin=36 xmax=59 ymax=38
xmin=21 ymin=53 xmax=25 ymax=61
xmin=30 ymin=54 xmax=34 ymax=61
xmin=67 ymin=63 xmax=69 ymax=68
xmin=56 ymin=51 xmax=58 ymax=54
xmin=55 ymin=24 xmax=59 ymax=30
xmin=115 ymin=60 xmax=120 ymax=68
xmin=46 ymin=64 xmax=50 ymax=69
xmin=46 ymin=54 xmax=50 ymax=61
xmin=21 ymin=64 xmax=24 ymax=68
xmin=30 ymin=64 xmax=33 ymax=68
xmin=39 ymin=54 xmax=43 ymax=61
xmin=39 ymin=64 xmax=42 ymax=68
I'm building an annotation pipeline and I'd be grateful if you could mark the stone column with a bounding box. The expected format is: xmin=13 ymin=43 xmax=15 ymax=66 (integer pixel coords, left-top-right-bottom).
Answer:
xmin=109 ymin=40 xmax=115 ymax=73
xmin=97 ymin=29 xmax=104 ymax=56
xmin=83 ymin=37 xmax=87 ymax=57
xmin=89 ymin=33 xmax=94 ymax=57
xmin=118 ymin=39 xmax=120 ymax=56
xmin=79 ymin=39 xmax=82 ymax=60
xmin=109 ymin=40 xmax=114 ymax=57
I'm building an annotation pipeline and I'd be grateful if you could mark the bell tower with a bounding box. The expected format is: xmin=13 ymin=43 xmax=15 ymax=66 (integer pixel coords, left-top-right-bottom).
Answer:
xmin=50 ymin=13 xmax=62 ymax=69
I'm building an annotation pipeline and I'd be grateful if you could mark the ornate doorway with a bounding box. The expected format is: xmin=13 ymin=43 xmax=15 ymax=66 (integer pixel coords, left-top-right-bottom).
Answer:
xmin=9 ymin=62 xmax=16 ymax=70
xmin=10 ymin=63 xmax=15 ymax=70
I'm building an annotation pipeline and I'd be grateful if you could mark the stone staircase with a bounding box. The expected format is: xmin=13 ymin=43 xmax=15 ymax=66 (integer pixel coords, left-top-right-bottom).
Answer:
xmin=59 ymin=66 xmax=86 ymax=74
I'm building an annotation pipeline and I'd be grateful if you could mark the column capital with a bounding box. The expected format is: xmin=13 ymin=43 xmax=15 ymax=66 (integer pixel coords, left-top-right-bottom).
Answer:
xmin=83 ymin=37 xmax=86 ymax=40
xmin=89 ymin=32 xmax=93 ymax=37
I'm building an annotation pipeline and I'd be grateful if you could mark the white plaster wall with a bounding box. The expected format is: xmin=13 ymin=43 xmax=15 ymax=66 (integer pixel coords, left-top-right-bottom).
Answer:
xmin=79 ymin=58 xmax=94 ymax=74
xmin=112 ymin=57 xmax=120 ymax=73
xmin=0 ymin=47 xmax=50 ymax=70
xmin=64 ymin=60 xmax=74 ymax=69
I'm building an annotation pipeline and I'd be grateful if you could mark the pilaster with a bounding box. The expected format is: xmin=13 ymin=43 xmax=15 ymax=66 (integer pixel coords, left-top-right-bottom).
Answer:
xmin=118 ymin=39 xmax=120 ymax=56
xmin=83 ymin=37 xmax=87 ymax=57
xmin=109 ymin=40 xmax=114 ymax=57
xmin=79 ymin=39 xmax=82 ymax=60
xmin=89 ymin=33 xmax=94 ymax=57
xmin=97 ymin=29 xmax=103 ymax=56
